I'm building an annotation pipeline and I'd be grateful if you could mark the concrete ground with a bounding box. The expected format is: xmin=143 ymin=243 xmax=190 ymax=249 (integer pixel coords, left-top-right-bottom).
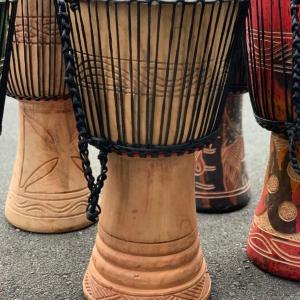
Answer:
xmin=0 ymin=95 xmax=299 ymax=300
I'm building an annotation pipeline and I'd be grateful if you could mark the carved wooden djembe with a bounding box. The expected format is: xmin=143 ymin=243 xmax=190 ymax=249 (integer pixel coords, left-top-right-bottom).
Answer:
xmin=0 ymin=0 xmax=17 ymax=132
xmin=195 ymin=35 xmax=251 ymax=213
xmin=57 ymin=0 xmax=248 ymax=298
xmin=246 ymin=0 xmax=300 ymax=280
xmin=4 ymin=0 xmax=91 ymax=233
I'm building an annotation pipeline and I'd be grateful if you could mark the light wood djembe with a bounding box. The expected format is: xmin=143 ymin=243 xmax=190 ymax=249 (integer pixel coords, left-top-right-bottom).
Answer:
xmin=246 ymin=0 xmax=300 ymax=280
xmin=195 ymin=35 xmax=251 ymax=213
xmin=57 ymin=0 xmax=248 ymax=298
xmin=0 ymin=0 xmax=17 ymax=132
xmin=4 ymin=0 xmax=91 ymax=233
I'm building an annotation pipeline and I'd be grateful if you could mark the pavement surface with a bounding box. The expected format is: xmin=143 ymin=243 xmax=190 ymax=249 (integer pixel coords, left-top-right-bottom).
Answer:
xmin=0 ymin=96 xmax=299 ymax=300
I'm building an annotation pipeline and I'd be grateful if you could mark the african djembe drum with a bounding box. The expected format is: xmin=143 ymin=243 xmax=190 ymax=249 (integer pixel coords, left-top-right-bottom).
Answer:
xmin=246 ymin=0 xmax=300 ymax=280
xmin=195 ymin=35 xmax=251 ymax=213
xmin=0 ymin=0 xmax=17 ymax=132
xmin=4 ymin=0 xmax=91 ymax=233
xmin=57 ymin=0 xmax=248 ymax=298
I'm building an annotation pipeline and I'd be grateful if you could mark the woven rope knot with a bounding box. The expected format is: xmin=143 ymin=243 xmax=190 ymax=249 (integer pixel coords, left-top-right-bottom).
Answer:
xmin=86 ymin=202 xmax=101 ymax=222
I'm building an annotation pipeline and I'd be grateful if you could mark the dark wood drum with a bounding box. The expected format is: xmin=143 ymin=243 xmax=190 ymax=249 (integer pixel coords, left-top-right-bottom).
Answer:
xmin=195 ymin=35 xmax=251 ymax=213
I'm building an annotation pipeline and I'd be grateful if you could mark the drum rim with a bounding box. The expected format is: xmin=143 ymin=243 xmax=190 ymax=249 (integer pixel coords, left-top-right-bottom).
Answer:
xmin=88 ymin=129 xmax=219 ymax=157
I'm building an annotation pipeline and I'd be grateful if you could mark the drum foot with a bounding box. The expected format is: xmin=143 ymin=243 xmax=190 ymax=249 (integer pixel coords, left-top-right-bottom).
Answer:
xmin=83 ymin=153 xmax=211 ymax=299
xmin=83 ymin=228 xmax=211 ymax=300
xmin=4 ymin=99 xmax=92 ymax=233
xmin=195 ymin=93 xmax=250 ymax=214
xmin=83 ymin=264 xmax=211 ymax=300
xmin=247 ymin=133 xmax=300 ymax=280
xmin=247 ymin=216 xmax=300 ymax=281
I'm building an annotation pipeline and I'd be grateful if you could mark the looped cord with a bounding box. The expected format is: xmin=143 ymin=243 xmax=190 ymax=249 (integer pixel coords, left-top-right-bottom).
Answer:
xmin=56 ymin=0 xmax=110 ymax=222
xmin=290 ymin=0 xmax=300 ymax=175
xmin=67 ymin=0 xmax=79 ymax=11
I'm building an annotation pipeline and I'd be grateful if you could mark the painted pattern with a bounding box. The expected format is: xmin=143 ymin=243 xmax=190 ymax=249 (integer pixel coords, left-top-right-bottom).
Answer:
xmin=247 ymin=133 xmax=300 ymax=280
xmin=195 ymin=93 xmax=250 ymax=212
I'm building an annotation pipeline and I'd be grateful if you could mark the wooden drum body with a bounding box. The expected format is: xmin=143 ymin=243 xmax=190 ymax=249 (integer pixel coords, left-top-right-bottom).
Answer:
xmin=84 ymin=153 xmax=211 ymax=299
xmin=59 ymin=0 xmax=247 ymax=297
xmin=246 ymin=0 xmax=300 ymax=280
xmin=70 ymin=1 xmax=240 ymax=149
xmin=195 ymin=92 xmax=250 ymax=213
xmin=4 ymin=0 xmax=91 ymax=233
xmin=195 ymin=37 xmax=251 ymax=213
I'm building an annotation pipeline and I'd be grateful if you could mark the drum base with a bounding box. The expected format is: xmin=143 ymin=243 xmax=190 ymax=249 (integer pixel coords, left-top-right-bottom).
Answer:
xmin=83 ymin=263 xmax=211 ymax=300
xmin=247 ymin=215 xmax=300 ymax=281
xmin=5 ymin=100 xmax=92 ymax=233
xmin=83 ymin=153 xmax=211 ymax=299
xmin=247 ymin=133 xmax=300 ymax=280
xmin=195 ymin=93 xmax=250 ymax=213
xmin=196 ymin=195 xmax=250 ymax=214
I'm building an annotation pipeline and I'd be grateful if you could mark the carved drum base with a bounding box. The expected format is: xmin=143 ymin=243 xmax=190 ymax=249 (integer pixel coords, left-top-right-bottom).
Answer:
xmin=195 ymin=93 xmax=250 ymax=213
xmin=247 ymin=133 xmax=300 ymax=280
xmin=83 ymin=153 xmax=211 ymax=299
xmin=5 ymin=100 xmax=92 ymax=233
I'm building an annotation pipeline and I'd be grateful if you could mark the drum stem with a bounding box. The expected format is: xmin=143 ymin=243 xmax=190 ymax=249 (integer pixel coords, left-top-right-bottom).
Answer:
xmin=83 ymin=153 xmax=211 ymax=299
xmin=5 ymin=99 xmax=92 ymax=233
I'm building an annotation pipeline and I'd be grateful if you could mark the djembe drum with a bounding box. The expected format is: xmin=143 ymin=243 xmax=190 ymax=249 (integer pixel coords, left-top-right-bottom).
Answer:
xmin=0 ymin=0 xmax=17 ymax=132
xmin=195 ymin=35 xmax=251 ymax=213
xmin=246 ymin=0 xmax=300 ymax=280
xmin=4 ymin=0 xmax=91 ymax=233
xmin=57 ymin=0 xmax=248 ymax=298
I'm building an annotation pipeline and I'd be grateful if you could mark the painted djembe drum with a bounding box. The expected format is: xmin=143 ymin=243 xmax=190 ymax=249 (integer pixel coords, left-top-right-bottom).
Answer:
xmin=195 ymin=35 xmax=251 ymax=213
xmin=0 ymin=0 xmax=17 ymax=131
xmin=57 ymin=0 xmax=248 ymax=298
xmin=4 ymin=0 xmax=91 ymax=233
xmin=246 ymin=0 xmax=300 ymax=280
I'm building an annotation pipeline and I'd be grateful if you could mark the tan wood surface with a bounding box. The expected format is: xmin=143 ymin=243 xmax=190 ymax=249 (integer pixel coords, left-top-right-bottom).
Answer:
xmin=73 ymin=2 xmax=238 ymax=145
xmin=5 ymin=99 xmax=92 ymax=233
xmin=83 ymin=153 xmax=211 ymax=299
xmin=8 ymin=0 xmax=67 ymax=98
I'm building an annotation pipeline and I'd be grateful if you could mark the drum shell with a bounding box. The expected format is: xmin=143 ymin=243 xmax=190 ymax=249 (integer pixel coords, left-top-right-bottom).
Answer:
xmin=247 ymin=0 xmax=294 ymax=124
xmin=69 ymin=1 xmax=243 ymax=150
xmin=7 ymin=0 xmax=68 ymax=100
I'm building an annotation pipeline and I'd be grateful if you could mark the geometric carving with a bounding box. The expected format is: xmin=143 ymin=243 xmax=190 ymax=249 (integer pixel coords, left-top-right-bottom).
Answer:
xmin=248 ymin=218 xmax=300 ymax=281
xmin=84 ymin=270 xmax=210 ymax=300
xmin=5 ymin=100 xmax=91 ymax=233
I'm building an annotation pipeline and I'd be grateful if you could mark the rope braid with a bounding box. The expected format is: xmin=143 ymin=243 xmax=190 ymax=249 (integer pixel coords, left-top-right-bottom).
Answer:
xmin=56 ymin=0 xmax=110 ymax=222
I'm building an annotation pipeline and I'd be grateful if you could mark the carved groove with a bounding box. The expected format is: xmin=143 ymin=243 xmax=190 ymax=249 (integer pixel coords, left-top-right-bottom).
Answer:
xmin=84 ymin=271 xmax=210 ymax=300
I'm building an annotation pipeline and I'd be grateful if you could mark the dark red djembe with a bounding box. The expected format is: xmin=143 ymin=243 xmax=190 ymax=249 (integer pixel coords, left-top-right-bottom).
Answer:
xmin=246 ymin=0 xmax=300 ymax=280
xmin=195 ymin=35 xmax=251 ymax=213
